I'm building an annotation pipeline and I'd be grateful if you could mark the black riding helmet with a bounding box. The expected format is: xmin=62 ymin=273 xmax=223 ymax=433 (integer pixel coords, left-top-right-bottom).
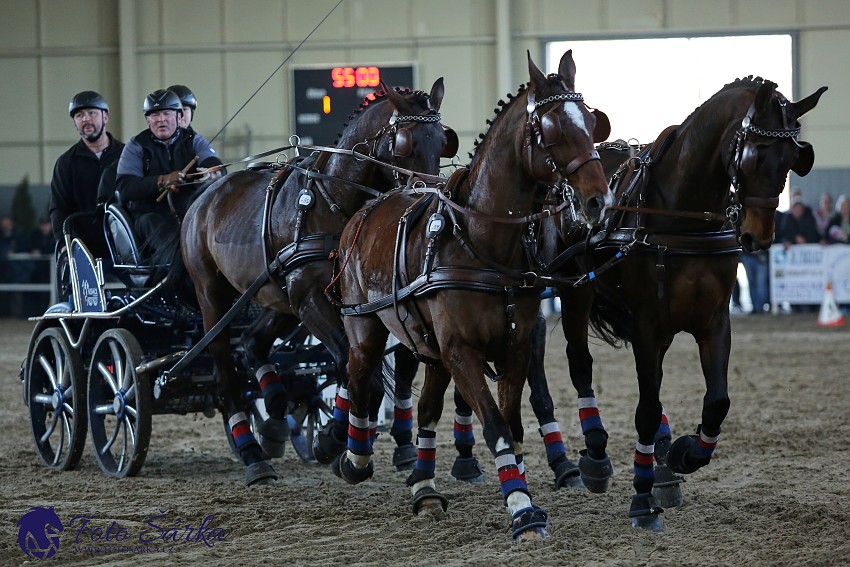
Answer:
xmin=167 ymin=84 xmax=197 ymax=110
xmin=68 ymin=90 xmax=109 ymax=117
xmin=143 ymin=89 xmax=183 ymax=116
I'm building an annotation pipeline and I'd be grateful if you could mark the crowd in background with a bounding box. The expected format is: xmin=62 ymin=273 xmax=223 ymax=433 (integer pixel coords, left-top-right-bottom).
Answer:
xmin=0 ymin=216 xmax=56 ymax=317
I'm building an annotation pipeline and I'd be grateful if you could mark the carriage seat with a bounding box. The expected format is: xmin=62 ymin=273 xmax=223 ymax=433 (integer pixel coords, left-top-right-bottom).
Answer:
xmin=103 ymin=202 xmax=156 ymax=287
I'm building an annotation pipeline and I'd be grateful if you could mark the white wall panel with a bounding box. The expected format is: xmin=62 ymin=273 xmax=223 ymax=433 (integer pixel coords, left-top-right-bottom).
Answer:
xmin=0 ymin=0 xmax=37 ymax=49
xmin=224 ymin=0 xmax=286 ymax=44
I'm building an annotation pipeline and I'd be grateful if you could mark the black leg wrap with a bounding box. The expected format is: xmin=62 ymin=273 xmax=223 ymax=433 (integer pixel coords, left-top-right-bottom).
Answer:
xmin=312 ymin=418 xmax=347 ymax=465
xmin=628 ymin=493 xmax=664 ymax=532
xmin=667 ymin=434 xmax=712 ymax=475
xmin=511 ymin=505 xmax=549 ymax=540
xmin=451 ymin=456 xmax=484 ymax=482
xmin=245 ymin=461 xmax=278 ymax=487
xmin=578 ymin=449 xmax=613 ymax=493
xmin=257 ymin=417 xmax=290 ymax=459
xmin=652 ymin=464 xmax=685 ymax=508
xmin=412 ymin=486 xmax=449 ymax=515
xmin=338 ymin=452 xmax=374 ymax=485
xmin=392 ymin=444 xmax=417 ymax=471
xmin=553 ymin=457 xmax=583 ymax=490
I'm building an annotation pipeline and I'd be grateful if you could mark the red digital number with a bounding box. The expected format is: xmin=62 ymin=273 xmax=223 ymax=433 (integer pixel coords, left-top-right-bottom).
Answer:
xmin=332 ymin=66 xmax=380 ymax=88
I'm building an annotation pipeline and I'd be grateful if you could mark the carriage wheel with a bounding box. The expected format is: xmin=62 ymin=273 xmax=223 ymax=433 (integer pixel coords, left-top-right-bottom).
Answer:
xmin=55 ymin=248 xmax=71 ymax=303
xmin=26 ymin=327 xmax=87 ymax=470
xmin=87 ymin=329 xmax=152 ymax=478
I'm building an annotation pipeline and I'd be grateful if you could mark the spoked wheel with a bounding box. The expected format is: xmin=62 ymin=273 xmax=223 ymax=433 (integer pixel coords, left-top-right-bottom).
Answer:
xmin=26 ymin=327 xmax=87 ymax=470
xmin=87 ymin=329 xmax=152 ymax=478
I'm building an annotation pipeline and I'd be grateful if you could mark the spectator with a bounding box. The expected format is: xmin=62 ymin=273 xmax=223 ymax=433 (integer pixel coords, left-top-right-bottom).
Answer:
xmin=0 ymin=215 xmax=27 ymax=316
xmin=29 ymin=218 xmax=56 ymax=256
xmin=116 ymin=89 xmax=223 ymax=261
xmin=780 ymin=199 xmax=820 ymax=249
xmin=49 ymin=91 xmax=124 ymax=258
xmin=826 ymin=195 xmax=850 ymax=244
xmin=813 ymin=193 xmax=834 ymax=241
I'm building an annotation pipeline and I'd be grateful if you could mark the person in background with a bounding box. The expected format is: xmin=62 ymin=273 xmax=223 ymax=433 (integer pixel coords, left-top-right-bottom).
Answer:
xmin=116 ymin=89 xmax=223 ymax=262
xmin=49 ymin=91 xmax=124 ymax=257
xmin=813 ymin=192 xmax=834 ymax=241
xmin=0 ymin=215 xmax=27 ymax=316
xmin=167 ymin=84 xmax=198 ymax=130
xmin=826 ymin=195 xmax=850 ymax=244
xmin=780 ymin=198 xmax=821 ymax=249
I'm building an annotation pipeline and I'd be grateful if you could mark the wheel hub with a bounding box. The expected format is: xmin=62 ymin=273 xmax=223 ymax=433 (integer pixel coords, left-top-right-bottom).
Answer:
xmin=51 ymin=388 xmax=64 ymax=410
xmin=113 ymin=390 xmax=126 ymax=417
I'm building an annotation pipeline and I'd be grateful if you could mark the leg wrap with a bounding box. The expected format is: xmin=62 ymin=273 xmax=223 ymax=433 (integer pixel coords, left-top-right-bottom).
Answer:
xmin=633 ymin=440 xmax=656 ymax=494
xmin=390 ymin=396 xmax=414 ymax=445
xmin=539 ymin=421 xmax=567 ymax=467
xmin=256 ymin=364 xmax=286 ymax=420
xmin=496 ymin=450 xmax=528 ymax=501
xmin=453 ymin=411 xmax=475 ymax=456
xmin=412 ymin=427 xmax=438 ymax=480
xmin=332 ymin=386 xmax=351 ymax=424
xmin=229 ymin=412 xmax=260 ymax=454
xmin=346 ymin=413 xmax=372 ymax=456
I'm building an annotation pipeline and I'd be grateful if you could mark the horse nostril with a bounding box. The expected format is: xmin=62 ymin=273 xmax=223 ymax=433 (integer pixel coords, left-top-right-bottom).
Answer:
xmin=586 ymin=195 xmax=605 ymax=221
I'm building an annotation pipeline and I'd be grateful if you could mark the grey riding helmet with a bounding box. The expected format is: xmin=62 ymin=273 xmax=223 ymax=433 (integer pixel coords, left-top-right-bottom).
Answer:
xmin=143 ymin=89 xmax=183 ymax=116
xmin=68 ymin=90 xmax=109 ymax=117
xmin=167 ymin=84 xmax=197 ymax=110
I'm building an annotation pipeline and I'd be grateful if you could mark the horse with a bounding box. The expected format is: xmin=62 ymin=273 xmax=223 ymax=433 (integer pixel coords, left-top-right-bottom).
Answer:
xmin=179 ymin=79 xmax=457 ymax=485
xmin=534 ymin=76 xmax=826 ymax=531
xmin=331 ymin=50 xmax=612 ymax=541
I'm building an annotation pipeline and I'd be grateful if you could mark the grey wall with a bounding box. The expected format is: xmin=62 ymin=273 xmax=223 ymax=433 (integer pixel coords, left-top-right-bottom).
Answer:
xmin=1 ymin=0 xmax=849 ymax=213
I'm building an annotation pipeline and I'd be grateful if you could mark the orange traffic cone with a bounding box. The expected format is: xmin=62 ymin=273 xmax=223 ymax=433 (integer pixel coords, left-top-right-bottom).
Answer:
xmin=817 ymin=281 xmax=846 ymax=327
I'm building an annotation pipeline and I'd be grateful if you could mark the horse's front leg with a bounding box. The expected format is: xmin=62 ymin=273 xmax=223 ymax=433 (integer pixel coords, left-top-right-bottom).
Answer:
xmin=526 ymin=310 xmax=582 ymax=488
xmin=667 ymin=314 xmax=731 ymax=475
xmin=560 ymin=287 xmax=614 ymax=493
xmin=388 ymin=344 xmax=418 ymax=470
xmin=335 ymin=314 xmax=388 ymax=484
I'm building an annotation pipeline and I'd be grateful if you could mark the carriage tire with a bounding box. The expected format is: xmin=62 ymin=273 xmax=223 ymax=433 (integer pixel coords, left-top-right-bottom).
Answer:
xmin=26 ymin=328 xmax=87 ymax=471
xmin=55 ymin=248 xmax=71 ymax=303
xmin=87 ymin=329 xmax=152 ymax=478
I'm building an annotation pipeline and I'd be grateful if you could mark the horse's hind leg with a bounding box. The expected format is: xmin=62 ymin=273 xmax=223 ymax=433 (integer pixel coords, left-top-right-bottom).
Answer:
xmin=560 ymin=288 xmax=613 ymax=493
xmin=449 ymin=387 xmax=484 ymax=482
xmin=389 ymin=345 xmax=418 ymax=470
xmin=527 ymin=311 xmax=582 ymax=489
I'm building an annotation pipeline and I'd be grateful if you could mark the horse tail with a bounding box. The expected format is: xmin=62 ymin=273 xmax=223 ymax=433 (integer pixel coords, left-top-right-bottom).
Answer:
xmin=587 ymin=291 xmax=633 ymax=348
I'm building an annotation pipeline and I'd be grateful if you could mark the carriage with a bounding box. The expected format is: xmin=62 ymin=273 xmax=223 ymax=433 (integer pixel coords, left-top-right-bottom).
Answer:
xmin=18 ymin=195 xmax=339 ymax=479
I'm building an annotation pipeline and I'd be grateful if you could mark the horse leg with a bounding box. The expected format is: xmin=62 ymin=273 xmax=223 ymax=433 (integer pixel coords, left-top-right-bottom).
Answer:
xmin=198 ymin=281 xmax=277 ymax=486
xmin=527 ymin=310 xmax=582 ymax=489
xmin=628 ymin=328 xmax=667 ymax=531
xmin=407 ymin=364 xmax=451 ymax=516
xmin=651 ymin=404 xmax=685 ymax=507
xmin=449 ymin=387 xmax=484 ymax=482
xmin=450 ymin=344 xmax=548 ymax=541
xmin=560 ymin=288 xmax=613 ymax=493
xmin=389 ymin=345 xmax=417 ymax=470
xmin=240 ymin=309 xmax=299 ymax=458
xmin=667 ymin=317 xmax=731 ymax=475
xmin=335 ymin=315 xmax=388 ymax=484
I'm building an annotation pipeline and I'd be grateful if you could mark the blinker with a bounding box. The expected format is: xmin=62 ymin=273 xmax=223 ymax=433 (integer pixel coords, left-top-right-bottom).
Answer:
xmin=394 ymin=128 xmax=413 ymax=157
xmin=740 ymin=142 xmax=758 ymax=176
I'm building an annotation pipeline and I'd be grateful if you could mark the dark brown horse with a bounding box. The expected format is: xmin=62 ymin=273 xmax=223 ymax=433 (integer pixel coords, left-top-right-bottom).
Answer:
xmin=536 ymin=76 xmax=826 ymax=531
xmin=333 ymin=50 xmax=612 ymax=540
xmin=180 ymin=79 xmax=456 ymax=485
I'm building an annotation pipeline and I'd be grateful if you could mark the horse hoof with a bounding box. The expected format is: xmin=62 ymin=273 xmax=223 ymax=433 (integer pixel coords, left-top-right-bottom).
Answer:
xmin=554 ymin=459 xmax=584 ymax=490
xmin=392 ymin=444 xmax=417 ymax=471
xmin=338 ymin=453 xmax=374 ymax=485
xmin=652 ymin=464 xmax=685 ymax=508
xmin=245 ymin=461 xmax=278 ymax=486
xmin=331 ymin=454 xmax=343 ymax=478
xmin=290 ymin=434 xmax=318 ymax=465
xmin=578 ymin=452 xmax=613 ymax=493
xmin=667 ymin=434 xmax=711 ymax=475
xmin=412 ymin=486 xmax=448 ymax=516
xmin=312 ymin=420 xmax=347 ymax=465
xmin=511 ymin=505 xmax=549 ymax=541
xmin=628 ymin=493 xmax=664 ymax=532
xmin=257 ymin=417 xmax=290 ymax=459
xmin=451 ymin=456 xmax=484 ymax=482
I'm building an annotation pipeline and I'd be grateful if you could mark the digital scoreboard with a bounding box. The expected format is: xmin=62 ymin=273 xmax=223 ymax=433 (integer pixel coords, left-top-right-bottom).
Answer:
xmin=292 ymin=65 xmax=414 ymax=146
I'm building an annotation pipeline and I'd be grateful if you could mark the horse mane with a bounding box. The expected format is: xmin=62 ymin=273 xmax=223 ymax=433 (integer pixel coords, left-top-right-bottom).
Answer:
xmin=466 ymin=83 xmax=529 ymax=162
xmin=678 ymin=75 xmax=777 ymax=128
xmin=332 ymin=87 xmax=432 ymax=145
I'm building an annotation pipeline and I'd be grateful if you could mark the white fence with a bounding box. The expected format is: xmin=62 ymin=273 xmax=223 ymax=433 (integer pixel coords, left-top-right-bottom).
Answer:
xmin=770 ymin=244 xmax=850 ymax=305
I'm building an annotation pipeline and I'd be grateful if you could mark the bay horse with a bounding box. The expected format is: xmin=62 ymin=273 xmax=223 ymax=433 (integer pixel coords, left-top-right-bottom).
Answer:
xmin=536 ymin=77 xmax=826 ymax=530
xmin=332 ymin=50 xmax=612 ymax=540
xmin=180 ymin=79 xmax=457 ymax=485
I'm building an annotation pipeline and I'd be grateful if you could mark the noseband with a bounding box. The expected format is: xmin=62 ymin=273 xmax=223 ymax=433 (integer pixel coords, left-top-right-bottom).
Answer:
xmin=726 ymin=97 xmax=801 ymax=227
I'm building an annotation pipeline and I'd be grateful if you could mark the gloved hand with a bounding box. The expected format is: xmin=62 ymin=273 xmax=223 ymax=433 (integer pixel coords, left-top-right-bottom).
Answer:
xmin=196 ymin=166 xmax=222 ymax=182
xmin=157 ymin=171 xmax=185 ymax=192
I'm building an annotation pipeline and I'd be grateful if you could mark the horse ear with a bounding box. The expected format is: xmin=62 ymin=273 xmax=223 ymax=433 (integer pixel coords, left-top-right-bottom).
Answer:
xmin=441 ymin=127 xmax=459 ymax=158
xmin=791 ymin=141 xmax=815 ymax=176
xmin=429 ymin=77 xmax=445 ymax=112
xmin=753 ymin=81 xmax=775 ymax=116
xmin=381 ymin=80 xmax=403 ymax=110
xmin=792 ymin=86 xmax=828 ymax=119
xmin=527 ymin=50 xmax=546 ymax=87
xmin=591 ymin=109 xmax=611 ymax=143
xmin=557 ymin=49 xmax=576 ymax=91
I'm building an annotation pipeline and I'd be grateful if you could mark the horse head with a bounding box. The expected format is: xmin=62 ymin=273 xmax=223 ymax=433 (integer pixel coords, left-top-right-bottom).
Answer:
xmin=525 ymin=50 xmax=612 ymax=223
xmin=727 ymin=79 xmax=827 ymax=251
xmin=354 ymin=77 xmax=457 ymax=182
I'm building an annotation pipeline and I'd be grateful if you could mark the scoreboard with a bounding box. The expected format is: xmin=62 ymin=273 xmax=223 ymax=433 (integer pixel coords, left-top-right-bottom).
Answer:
xmin=292 ymin=65 xmax=415 ymax=146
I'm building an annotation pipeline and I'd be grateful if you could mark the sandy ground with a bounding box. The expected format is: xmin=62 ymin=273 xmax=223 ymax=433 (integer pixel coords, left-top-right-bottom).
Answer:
xmin=2 ymin=313 xmax=849 ymax=566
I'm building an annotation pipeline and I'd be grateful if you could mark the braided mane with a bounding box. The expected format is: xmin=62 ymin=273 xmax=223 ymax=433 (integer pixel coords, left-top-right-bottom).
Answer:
xmin=333 ymin=87 xmax=431 ymax=145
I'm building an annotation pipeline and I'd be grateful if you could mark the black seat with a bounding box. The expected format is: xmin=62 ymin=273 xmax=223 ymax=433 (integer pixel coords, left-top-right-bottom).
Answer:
xmin=103 ymin=203 xmax=156 ymax=288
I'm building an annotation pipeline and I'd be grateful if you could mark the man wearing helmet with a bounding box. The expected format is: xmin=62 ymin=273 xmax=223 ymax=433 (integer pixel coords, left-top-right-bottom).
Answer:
xmin=116 ymin=88 xmax=223 ymax=261
xmin=49 ymin=90 xmax=124 ymax=255
xmin=167 ymin=84 xmax=197 ymax=129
